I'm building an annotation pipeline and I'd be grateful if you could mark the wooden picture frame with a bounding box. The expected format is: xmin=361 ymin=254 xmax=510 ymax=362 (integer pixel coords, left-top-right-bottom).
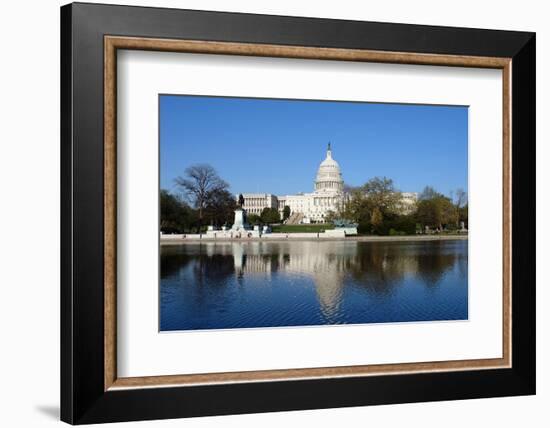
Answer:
xmin=61 ymin=2 xmax=535 ymax=424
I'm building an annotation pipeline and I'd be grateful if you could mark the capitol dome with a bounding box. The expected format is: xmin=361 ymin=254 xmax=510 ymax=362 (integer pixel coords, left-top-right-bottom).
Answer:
xmin=314 ymin=143 xmax=344 ymax=194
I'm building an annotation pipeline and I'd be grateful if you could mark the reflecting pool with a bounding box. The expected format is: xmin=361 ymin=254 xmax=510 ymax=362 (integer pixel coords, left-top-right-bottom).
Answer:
xmin=160 ymin=239 xmax=468 ymax=331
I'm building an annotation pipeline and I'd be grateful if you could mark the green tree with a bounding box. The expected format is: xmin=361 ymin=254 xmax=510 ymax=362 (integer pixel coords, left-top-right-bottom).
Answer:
xmin=261 ymin=207 xmax=281 ymax=224
xmin=282 ymin=205 xmax=291 ymax=222
xmin=342 ymin=188 xmax=370 ymax=224
xmin=204 ymin=188 xmax=237 ymax=227
xmin=160 ymin=189 xmax=196 ymax=233
xmin=174 ymin=164 xmax=229 ymax=232
xmin=415 ymin=186 xmax=456 ymax=230
xmin=416 ymin=200 xmax=432 ymax=230
xmin=342 ymin=177 xmax=402 ymax=234
xmin=247 ymin=213 xmax=261 ymax=225
xmin=370 ymin=207 xmax=383 ymax=234
xmin=362 ymin=177 xmax=402 ymax=216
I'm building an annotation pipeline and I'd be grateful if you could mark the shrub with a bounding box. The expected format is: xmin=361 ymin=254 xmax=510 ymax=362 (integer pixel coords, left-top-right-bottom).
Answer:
xmin=260 ymin=207 xmax=281 ymax=224
xmin=385 ymin=216 xmax=416 ymax=235
xmin=247 ymin=213 xmax=261 ymax=225
xmin=389 ymin=228 xmax=405 ymax=236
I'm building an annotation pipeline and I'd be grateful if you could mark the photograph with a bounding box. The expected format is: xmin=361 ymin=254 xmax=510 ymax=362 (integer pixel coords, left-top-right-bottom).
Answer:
xmin=159 ymin=95 xmax=469 ymax=331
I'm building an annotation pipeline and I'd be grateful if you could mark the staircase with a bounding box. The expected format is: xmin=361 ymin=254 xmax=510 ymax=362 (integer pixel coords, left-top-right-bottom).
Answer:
xmin=285 ymin=212 xmax=304 ymax=225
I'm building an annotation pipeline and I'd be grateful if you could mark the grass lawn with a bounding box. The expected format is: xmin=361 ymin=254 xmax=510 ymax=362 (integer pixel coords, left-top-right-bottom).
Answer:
xmin=271 ymin=224 xmax=335 ymax=233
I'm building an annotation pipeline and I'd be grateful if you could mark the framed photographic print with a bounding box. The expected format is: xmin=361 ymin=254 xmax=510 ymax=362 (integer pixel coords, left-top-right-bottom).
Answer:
xmin=61 ymin=2 xmax=535 ymax=424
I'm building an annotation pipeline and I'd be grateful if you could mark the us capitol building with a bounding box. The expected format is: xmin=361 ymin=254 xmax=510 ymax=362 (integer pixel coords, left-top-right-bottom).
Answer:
xmin=239 ymin=144 xmax=333 ymax=224
xmin=239 ymin=143 xmax=417 ymax=224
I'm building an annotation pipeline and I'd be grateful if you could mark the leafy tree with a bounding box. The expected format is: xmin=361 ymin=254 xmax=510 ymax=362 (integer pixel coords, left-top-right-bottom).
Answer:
xmin=261 ymin=207 xmax=280 ymax=224
xmin=439 ymin=197 xmax=457 ymax=228
xmin=342 ymin=177 xmax=403 ymax=234
xmin=415 ymin=200 xmax=432 ymax=228
xmin=370 ymin=207 xmax=383 ymax=234
xmin=204 ymin=188 xmax=237 ymax=227
xmin=174 ymin=164 xmax=229 ymax=232
xmin=160 ymin=189 xmax=196 ymax=233
xmin=415 ymin=187 xmax=456 ymax=230
xmin=282 ymin=205 xmax=291 ymax=222
xmin=387 ymin=215 xmax=417 ymax=235
xmin=342 ymin=188 xmax=370 ymax=225
xmin=362 ymin=177 xmax=402 ymax=216
xmin=247 ymin=213 xmax=261 ymax=225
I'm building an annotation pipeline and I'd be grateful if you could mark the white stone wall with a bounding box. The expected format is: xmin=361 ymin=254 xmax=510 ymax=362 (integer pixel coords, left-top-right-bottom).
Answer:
xmin=242 ymin=189 xmax=416 ymax=222
xmin=277 ymin=192 xmax=343 ymax=223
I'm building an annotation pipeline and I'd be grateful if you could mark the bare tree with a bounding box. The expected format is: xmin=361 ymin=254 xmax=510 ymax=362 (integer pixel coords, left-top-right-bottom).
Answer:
xmin=453 ymin=188 xmax=467 ymax=227
xmin=454 ymin=188 xmax=467 ymax=208
xmin=420 ymin=186 xmax=440 ymax=201
xmin=174 ymin=164 xmax=229 ymax=232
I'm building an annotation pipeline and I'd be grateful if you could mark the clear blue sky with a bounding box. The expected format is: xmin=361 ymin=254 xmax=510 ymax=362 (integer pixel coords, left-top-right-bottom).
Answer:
xmin=160 ymin=95 xmax=468 ymax=196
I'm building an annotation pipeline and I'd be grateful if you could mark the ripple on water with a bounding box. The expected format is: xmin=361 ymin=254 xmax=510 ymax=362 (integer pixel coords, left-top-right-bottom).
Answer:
xmin=160 ymin=240 xmax=468 ymax=331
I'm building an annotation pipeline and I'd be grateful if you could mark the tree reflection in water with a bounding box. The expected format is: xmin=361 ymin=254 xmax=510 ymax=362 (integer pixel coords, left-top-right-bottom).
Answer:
xmin=348 ymin=241 xmax=463 ymax=292
xmin=160 ymin=239 xmax=468 ymax=331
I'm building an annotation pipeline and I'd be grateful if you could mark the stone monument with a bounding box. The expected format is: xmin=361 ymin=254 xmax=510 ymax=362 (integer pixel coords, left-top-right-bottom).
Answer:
xmin=231 ymin=194 xmax=249 ymax=231
xmin=230 ymin=194 xmax=260 ymax=237
xmin=231 ymin=207 xmax=248 ymax=231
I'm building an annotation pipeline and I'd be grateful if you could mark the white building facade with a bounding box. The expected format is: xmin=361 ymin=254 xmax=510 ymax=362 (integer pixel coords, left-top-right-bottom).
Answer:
xmin=239 ymin=193 xmax=278 ymax=216
xmin=399 ymin=192 xmax=419 ymax=214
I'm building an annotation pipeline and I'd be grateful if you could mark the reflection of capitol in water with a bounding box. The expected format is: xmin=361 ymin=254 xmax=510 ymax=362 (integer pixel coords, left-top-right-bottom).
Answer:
xmin=160 ymin=240 xmax=468 ymax=330
xmin=194 ymin=241 xmax=461 ymax=321
xmin=236 ymin=241 xmax=351 ymax=320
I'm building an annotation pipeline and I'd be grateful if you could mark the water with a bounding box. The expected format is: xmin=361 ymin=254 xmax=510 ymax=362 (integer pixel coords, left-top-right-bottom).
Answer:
xmin=160 ymin=239 xmax=468 ymax=331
